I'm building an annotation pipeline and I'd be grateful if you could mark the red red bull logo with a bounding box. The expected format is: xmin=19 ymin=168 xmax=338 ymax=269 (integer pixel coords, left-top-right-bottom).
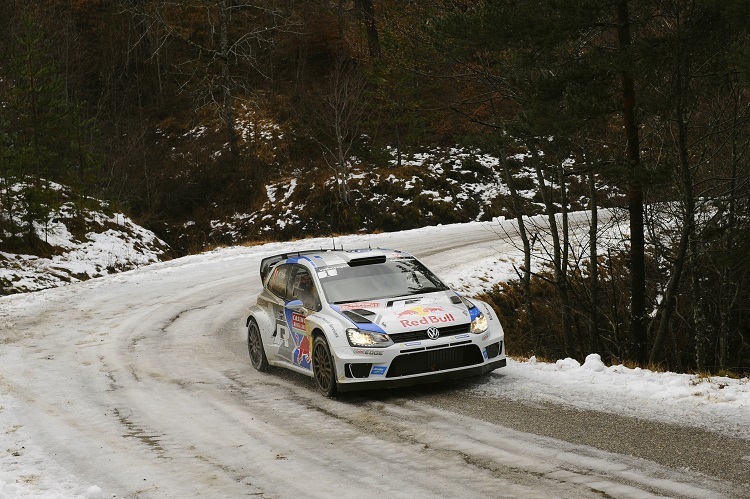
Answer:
xmin=397 ymin=309 xmax=420 ymax=317
xmin=397 ymin=306 xmax=454 ymax=328
xmin=397 ymin=305 xmax=446 ymax=317
xmin=296 ymin=336 xmax=311 ymax=367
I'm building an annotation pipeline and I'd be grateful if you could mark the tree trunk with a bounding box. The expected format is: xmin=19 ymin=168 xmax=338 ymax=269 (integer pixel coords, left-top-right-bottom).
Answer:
xmin=359 ymin=0 xmax=381 ymax=58
xmin=219 ymin=0 xmax=238 ymax=157
xmin=337 ymin=0 xmax=345 ymax=41
xmin=530 ymin=145 xmax=572 ymax=355
xmin=617 ymin=0 xmax=647 ymax=364
xmin=334 ymin=79 xmax=346 ymax=204
xmin=718 ymin=85 xmax=743 ymax=371
xmin=649 ymin=69 xmax=694 ymax=366
xmin=336 ymin=128 xmax=349 ymax=204
xmin=648 ymin=211 xmax=690 ymax=365
xmin=690 ymin=234 xmax=705 ymax=372
xmin=559 ymin=161 xmax=574 ymax=355
xmin=588 ymin=166 xmax=601 ymax=354
xmin=501 ymin=156 xmax=536 ymax=339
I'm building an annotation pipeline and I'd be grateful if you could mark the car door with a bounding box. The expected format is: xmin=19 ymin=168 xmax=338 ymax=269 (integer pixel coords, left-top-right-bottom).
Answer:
xmin=262 ymin=263 xmax=295 ymax=362
xmin=284 ymin=265 xmax=321 ymax=370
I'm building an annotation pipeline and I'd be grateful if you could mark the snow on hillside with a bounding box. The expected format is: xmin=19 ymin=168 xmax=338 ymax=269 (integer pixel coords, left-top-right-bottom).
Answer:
xmin=207 ymin=146 xmax=543 ymax=243
xmin=1 ymin=188 xmax=169 ymax=295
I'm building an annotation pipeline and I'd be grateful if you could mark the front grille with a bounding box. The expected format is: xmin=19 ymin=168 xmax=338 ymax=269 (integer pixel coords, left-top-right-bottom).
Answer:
xmin=388 ymin=323 xmax=470 ymax=344
xmin=386 ymin=344 xmax=483 ymax=377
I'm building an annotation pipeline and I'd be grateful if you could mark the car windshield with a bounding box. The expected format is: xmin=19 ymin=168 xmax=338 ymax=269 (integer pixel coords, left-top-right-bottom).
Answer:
xmin=318 ymin=257 xmax=449 ymax=304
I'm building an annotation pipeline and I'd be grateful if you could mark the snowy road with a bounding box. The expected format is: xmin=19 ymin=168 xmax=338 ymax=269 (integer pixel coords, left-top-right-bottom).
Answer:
xmin=1 ymin=217 xmax=749 ymax=498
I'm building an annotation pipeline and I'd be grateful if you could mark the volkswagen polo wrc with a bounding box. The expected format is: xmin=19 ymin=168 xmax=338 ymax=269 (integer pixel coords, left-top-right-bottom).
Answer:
xmin=245 ymin=248 xmax=506 ymax=396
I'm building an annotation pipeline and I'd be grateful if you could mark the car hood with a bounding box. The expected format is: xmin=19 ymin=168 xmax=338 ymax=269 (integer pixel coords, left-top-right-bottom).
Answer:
xmin=332 ymin=293 xmax=473 ymax=334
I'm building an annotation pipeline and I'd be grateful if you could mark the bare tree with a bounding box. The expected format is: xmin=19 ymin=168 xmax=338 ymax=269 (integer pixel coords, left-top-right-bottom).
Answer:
xmin=528 ymin=142 xmax=574 ymax=355
xmin=500 ymin=155 xmax=537 ymax=339
xmin=129 ymin=0 xmax=298 ymax=157
xmin=305 ymin=50 xmax=368 ymax=206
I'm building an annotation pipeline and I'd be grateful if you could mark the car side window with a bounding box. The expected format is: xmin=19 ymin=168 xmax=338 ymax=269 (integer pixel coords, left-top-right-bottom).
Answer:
xmin=288 ymin=265 xmax=321 ymax=312
xmin=267 ymin=264 xmax=292 ymax=300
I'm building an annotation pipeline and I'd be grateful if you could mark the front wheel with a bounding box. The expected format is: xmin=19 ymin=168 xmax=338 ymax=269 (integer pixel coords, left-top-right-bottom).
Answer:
xmin=247 ymin=318 xmax=269 ymax=372
xmin=313 ymin=335 xmax=338 ymax=397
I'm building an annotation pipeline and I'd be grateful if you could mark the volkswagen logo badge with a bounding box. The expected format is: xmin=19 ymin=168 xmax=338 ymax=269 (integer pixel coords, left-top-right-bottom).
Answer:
xmin=427 ymin=327 xmax=440 ymax=340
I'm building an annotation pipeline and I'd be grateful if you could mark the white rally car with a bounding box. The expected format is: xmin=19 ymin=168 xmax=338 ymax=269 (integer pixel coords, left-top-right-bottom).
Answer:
xmin=245 ymin=248 xmax=506 ymax=396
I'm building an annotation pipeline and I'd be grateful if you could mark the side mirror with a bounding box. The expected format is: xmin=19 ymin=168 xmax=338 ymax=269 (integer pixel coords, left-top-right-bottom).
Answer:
xmin=285 ymin=299 xmax=305 ymax=311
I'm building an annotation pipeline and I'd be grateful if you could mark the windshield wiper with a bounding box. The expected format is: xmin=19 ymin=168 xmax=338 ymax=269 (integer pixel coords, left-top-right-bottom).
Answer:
xmin=413 ymin=286 xmax=445 ymax=294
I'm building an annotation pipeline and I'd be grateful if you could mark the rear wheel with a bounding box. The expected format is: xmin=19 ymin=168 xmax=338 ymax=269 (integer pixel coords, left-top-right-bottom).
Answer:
xmin=247 ymin=318 xmax=269 ymax=372
xmin=313 ymin=335 xmax=338 ymax=397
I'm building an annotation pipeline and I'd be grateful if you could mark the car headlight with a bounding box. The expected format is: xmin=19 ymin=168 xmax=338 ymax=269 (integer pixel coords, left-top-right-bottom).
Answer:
xmin=346 ymin=328 xmax=394 ymax=348
xmin=470 ymin=313 xmax=488 ymax=334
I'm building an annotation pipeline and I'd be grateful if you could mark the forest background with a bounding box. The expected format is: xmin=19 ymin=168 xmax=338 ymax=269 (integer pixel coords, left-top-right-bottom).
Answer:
xmin=2 ymin=0 xmax=750 ymax=377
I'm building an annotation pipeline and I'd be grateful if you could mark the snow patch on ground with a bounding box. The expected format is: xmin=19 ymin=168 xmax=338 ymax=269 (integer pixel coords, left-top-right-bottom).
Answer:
xmin=476 ymin=355 xmax=750 ymax=440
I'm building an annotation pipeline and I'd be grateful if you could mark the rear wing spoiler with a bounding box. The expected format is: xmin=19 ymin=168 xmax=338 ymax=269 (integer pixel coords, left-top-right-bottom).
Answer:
xmin=259 ymin=249 xmax=326 ymax=283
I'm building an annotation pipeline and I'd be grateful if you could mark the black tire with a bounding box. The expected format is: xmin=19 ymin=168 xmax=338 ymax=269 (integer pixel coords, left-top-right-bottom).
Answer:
xmin=247 ymin=318 xmax=269 ymax=372
xmin=313 ymin=335 xmax=338 ymax=397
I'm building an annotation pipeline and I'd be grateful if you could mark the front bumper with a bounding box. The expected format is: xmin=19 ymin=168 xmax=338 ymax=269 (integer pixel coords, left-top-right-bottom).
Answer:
xmin=333 ymin=328 xmax=506 ymax=392
xmin=336 ymin=357 xmax=506 ymax=392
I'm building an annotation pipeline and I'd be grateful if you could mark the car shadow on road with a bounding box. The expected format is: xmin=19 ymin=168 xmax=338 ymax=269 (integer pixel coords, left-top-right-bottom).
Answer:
xmin=340 ymin=371 xmax=509 ymax=404
xmin=256 ymin=361 xmax=510 ymax=403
